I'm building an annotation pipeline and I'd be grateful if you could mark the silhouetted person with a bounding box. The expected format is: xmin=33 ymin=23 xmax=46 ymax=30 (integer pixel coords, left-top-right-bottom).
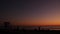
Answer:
xmin=17 ymin=26 xmax=19 ymax=31
xmin=38 ymin=27 xmax=40 ymax=31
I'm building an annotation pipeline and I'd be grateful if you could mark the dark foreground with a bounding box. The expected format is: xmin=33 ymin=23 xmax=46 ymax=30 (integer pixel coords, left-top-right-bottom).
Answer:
xmin=0 ymin=22 xmax=60 ymax=34
xmin=0 ymin=30 xmax=60 ymax=34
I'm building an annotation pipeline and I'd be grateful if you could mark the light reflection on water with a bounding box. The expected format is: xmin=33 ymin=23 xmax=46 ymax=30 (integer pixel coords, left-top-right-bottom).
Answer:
xmin=41 ymin=26 xmax=60 ymax=30
xmin=18 ymin=26 xmax=60 ymax=30
xmin=49 ymin=28 xmax=60 ymax=30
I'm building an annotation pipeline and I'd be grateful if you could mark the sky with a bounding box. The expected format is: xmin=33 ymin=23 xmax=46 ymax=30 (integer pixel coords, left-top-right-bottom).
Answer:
xmin=0 ymin=0 xmax=60 ymax=26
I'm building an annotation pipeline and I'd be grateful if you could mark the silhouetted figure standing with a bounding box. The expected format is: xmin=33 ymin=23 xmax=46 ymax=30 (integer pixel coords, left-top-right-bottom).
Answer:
xmin=38 ymin=27 xmax=40 ymax=31
xmin=17 ymin=26 xmax=19 ymax=31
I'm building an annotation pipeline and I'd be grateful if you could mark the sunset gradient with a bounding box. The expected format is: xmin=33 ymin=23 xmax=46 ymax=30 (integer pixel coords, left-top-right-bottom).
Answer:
xmin=1 ymin=0 xmax=60 ymax=26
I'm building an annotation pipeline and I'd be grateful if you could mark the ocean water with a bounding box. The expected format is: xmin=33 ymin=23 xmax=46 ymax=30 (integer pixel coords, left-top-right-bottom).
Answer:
xmin=25 ymin=26 xmax=60 ymax=30
xmin=11 ymin=26 xmax=60 ymax=30
xmin=41 ymin=26 xmax=60 ymax=30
